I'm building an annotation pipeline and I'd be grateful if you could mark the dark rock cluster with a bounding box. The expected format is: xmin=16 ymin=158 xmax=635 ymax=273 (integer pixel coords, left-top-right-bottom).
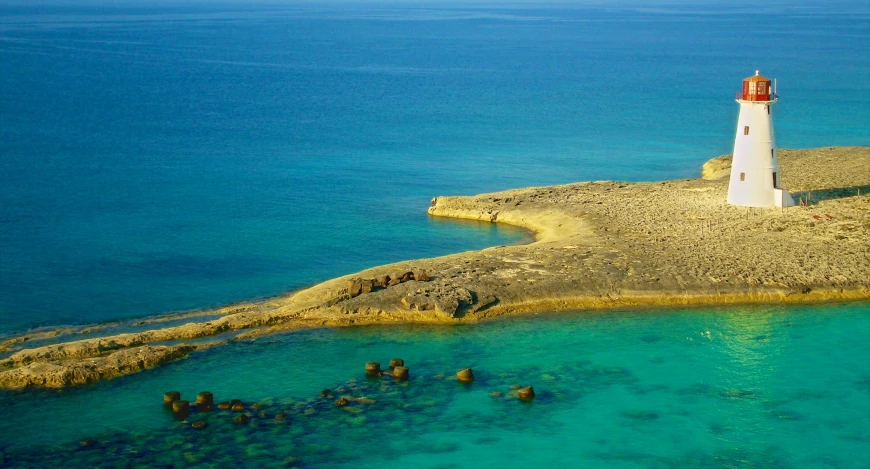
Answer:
xmin=4 ymin=359 xmax=662 ymax=469
xmin=346 ymin=270 xmax=430 ymax=298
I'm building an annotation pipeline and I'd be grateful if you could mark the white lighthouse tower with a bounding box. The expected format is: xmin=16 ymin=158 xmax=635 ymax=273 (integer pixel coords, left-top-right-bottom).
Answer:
xmin=726 ymin=71 xmax=794 ymax=208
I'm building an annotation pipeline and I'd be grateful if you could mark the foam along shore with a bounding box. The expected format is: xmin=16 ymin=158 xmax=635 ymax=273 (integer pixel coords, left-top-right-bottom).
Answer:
xmin=1 ymin=147 xmax=868 ymax=390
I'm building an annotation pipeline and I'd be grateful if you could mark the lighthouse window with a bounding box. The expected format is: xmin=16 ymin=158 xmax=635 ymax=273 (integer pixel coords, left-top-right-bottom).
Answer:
xmin=744 ymin=126 xmax=749 ymax=135
xmin=740 ymin=172 xmax=745 ymax=181
xmin=767 ymin=106 xmax=770 ymax=115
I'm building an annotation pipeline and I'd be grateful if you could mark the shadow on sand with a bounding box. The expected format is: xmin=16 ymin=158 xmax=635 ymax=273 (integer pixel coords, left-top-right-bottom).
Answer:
xmin=791 ymin=184 xmax=870 ymax=205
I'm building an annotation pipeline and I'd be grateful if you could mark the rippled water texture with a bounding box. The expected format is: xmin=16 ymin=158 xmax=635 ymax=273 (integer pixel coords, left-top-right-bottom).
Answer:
xmin=1 ymin=0 xmax=869 ymax=332
xmin=1 ymin=2 xmax=868 ymax=466
xmin=1 ymin=302 xmax=868 ymax=468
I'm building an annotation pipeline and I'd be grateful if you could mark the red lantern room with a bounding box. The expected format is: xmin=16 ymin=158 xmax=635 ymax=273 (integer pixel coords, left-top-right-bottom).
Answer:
xmin=739 ymin=70 xmax=773 ymax=101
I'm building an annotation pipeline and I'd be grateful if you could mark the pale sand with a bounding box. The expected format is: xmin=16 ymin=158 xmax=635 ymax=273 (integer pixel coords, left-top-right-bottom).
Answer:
xmin=1 ymin=146 xmax=867 ymax=389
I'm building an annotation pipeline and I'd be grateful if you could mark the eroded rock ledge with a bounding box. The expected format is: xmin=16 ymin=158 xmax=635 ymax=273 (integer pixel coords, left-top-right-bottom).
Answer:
xmin=2 ymin=147 xmax=868 ymax=389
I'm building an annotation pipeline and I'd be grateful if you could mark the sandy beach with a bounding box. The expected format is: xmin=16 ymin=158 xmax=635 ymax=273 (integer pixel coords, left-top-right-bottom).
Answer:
xmin=1 ymin=146 xmax=867 ymax=389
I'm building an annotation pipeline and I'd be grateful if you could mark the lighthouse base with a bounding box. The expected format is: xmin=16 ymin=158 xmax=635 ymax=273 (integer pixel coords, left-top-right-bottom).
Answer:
xmin=774 ymin=188 xmax=795 ymax=208
xmin=726 ymin=188 xmax=795 ymax=208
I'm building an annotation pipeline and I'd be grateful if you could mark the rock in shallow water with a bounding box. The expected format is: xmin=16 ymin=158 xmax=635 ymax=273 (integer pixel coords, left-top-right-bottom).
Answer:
xmin=172 ymin=400 xmax=190 ymax=420
xmin=163 ymin=391 xmax=181 ymax=406
xmin=365 ymin=362 xmax=381 ymax=377
xmin=517 ymin=386 xmax=535 ymax=401
xmin=392 ymin=366 xmax=409 ymax=381
xmin=456 ymin=368 xmax=474 ymax=383
xmin=196 ymin=392 xmax=213 ymax=411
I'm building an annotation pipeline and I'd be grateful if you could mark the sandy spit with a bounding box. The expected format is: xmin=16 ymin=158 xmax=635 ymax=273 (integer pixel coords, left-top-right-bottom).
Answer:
xmin=1 ymin=146 xmax=868 ymax=389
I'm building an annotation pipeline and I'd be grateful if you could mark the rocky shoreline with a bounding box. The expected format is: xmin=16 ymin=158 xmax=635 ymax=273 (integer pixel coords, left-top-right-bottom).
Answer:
xmin=1 ymin=146 xmax=868 ymax=390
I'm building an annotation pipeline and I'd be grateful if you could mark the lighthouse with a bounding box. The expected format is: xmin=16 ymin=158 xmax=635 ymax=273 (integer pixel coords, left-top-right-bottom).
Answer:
xmin=726 ymin=71 xmax=794 ymax=208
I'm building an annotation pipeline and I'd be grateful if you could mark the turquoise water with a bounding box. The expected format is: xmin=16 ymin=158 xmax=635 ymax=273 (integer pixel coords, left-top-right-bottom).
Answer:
xmin=1 ymin=0 xmax=869 ymax=333
xmin=1 ymin=302 xmax=868 ymax=467
xmin=1 ymin=2 xmax=869 ymax=466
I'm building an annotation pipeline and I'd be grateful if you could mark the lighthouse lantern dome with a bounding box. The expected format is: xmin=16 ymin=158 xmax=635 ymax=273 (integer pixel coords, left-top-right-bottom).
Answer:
xmin=740 ymin=70 xmax=773 ymax=101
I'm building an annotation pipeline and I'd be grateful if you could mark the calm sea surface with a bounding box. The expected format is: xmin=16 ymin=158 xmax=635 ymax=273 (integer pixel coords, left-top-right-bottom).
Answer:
xmin=1 ymin=0 xmax=868 ymax=333
xmin=0 ymin=1 xmax=868 ymax=466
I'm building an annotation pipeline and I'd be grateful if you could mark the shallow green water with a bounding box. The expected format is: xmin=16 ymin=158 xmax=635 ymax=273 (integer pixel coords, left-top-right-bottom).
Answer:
xmin=1 ymin=302 xmax=868 ymax=468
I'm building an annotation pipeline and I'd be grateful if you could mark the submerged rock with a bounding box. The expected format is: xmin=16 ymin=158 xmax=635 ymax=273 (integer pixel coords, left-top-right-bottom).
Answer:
xmin=719 ymin=389 xmax=755 ymax=399
xmin=622 ymin=410 xmax=659 ymax=421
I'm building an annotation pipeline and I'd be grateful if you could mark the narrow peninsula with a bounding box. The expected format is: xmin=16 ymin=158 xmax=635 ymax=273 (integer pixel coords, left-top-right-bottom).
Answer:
xmin=1 ymin=147 xmax=868 ymax=389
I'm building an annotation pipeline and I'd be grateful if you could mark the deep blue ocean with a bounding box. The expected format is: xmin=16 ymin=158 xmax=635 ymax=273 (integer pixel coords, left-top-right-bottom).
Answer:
xmin=0 ymin=1 xmax=868 ymax=467
xmin=2 ymin=0 xmax=868 ymax=333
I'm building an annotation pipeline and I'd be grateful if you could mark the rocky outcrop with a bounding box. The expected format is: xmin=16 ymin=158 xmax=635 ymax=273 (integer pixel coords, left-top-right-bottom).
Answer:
xmin=1 ymin=146 xmax=868 ymax=390
xmin=0 ymin=345 xmax=195 ymax=389
xmin=346 ymin=271 xmax=429 ymax=299
xmin=400 ymin=284 xmax=496 ymax=318
xmin=701 ymin=154 xmax=732 ymax=180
